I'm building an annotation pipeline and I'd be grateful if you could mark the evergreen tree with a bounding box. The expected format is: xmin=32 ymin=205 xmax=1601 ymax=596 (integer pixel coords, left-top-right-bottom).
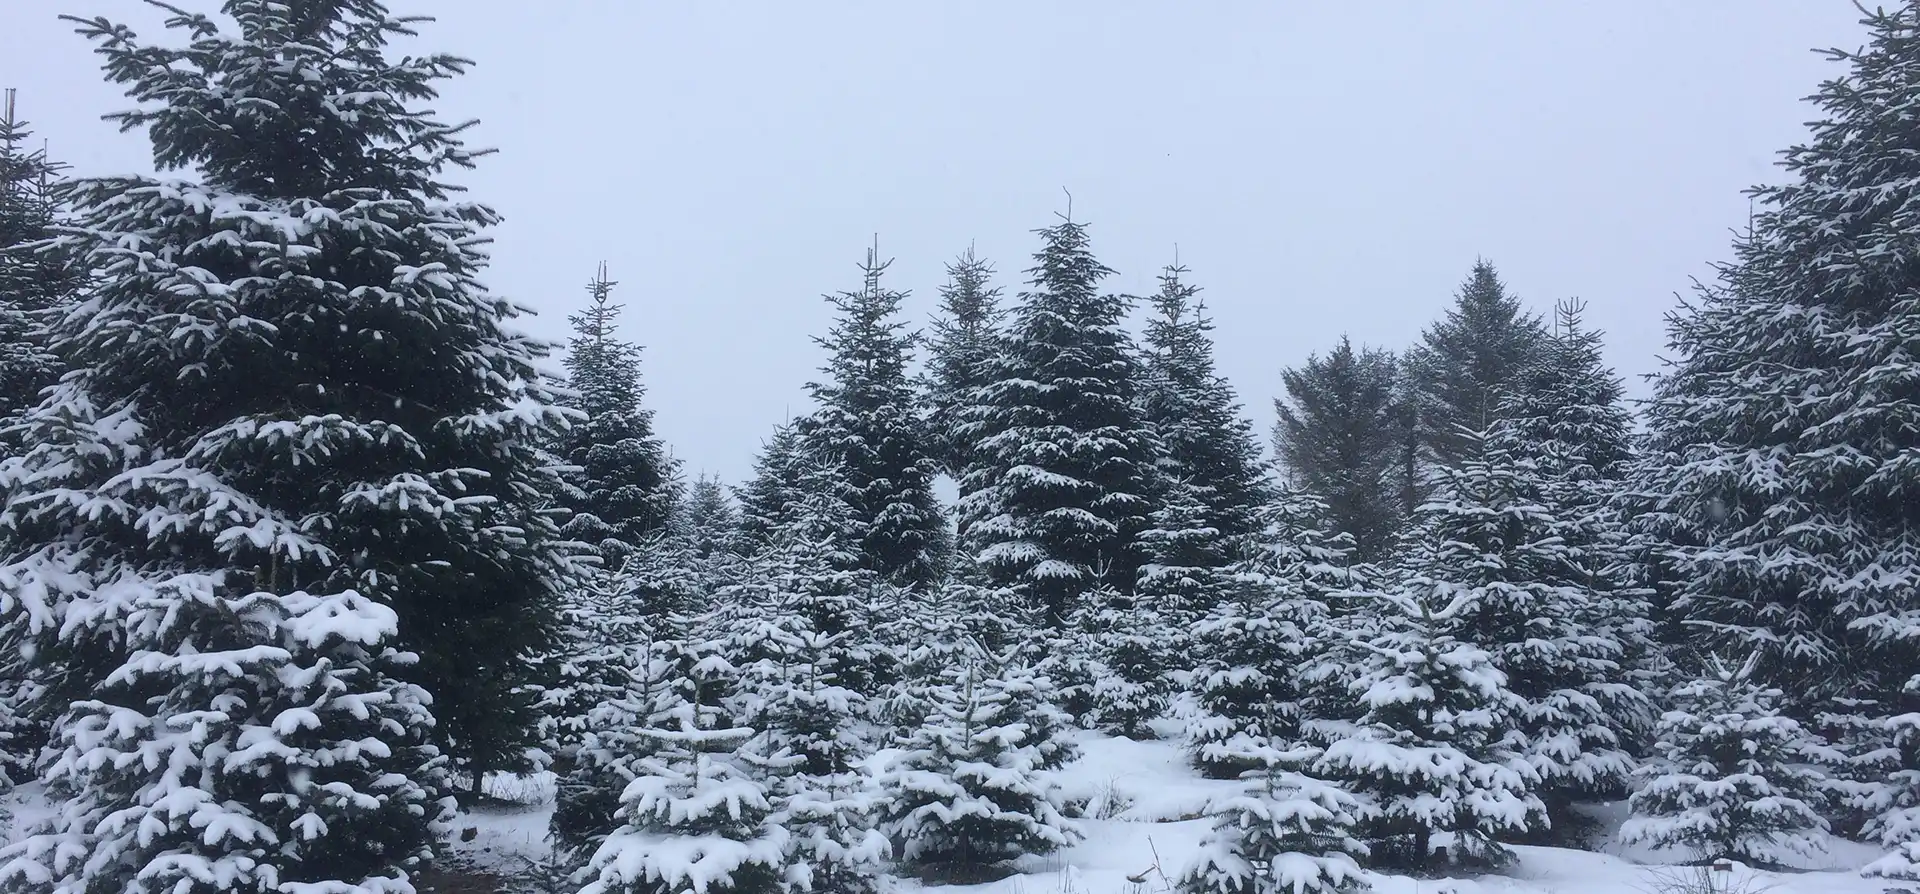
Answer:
xmin=736 ymin=420 xmax=812 ymax=555
xmin=0 ymin=5 xmax=570 ymax=890
xmin=578 ymin=628 xmax=787 ymax=894
xmin=1312 ymin=592 xmax=1541 ymax=871
xmin=1185 ymin=491 xmax=1355 ymax=781
xmin=1179 ymin=760 xmax=1370 ymax=894
xmin=558 ymin=263 xmax=681 ymax=564
xmin=540 ymin=560 xmax=652 ymax=764
xmin=0 ymin=89 xmax=79 ymax=788
xmin=923 ymin=245 xmax=1005 ymax=477
xmin=721 ymin=574 xmax=888 ymax=894
xmin=805 ymin=246 xmax=947 ymax=588
xmin=1139 ymin=263 xmax=1270 ymax=556
xmin=879 ymin=646 xmax=1081 ymax=879
xmin=1621 ymin=655 xmax=1837 ymax=867
xmin=1403 ymin=428 xmax=1648 ymax=837
xmin=957 ymin=218 xmax=1159 ymax=626
xmin=681 ymin=473 xmax=741 ymax=561
xmin=874 ymin=580 xmax=1033 ymax=732
xmin=0 ymin=89 xmax=81 ymax=440
xmin=1403 ymin=260 xmax=1548 ymax=480
xmin=1635 ymin=7 xmax=1920 ymax=838
xmin=1274 ymin=337 xmax=1407 ymax=562
xmin=549 ymin=615 xmax=678 ymax=871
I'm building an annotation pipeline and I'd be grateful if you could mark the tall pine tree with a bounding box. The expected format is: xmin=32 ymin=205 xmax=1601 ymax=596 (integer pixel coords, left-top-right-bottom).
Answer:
xmin=1634 ymin=7 xmax=1920 ymax=854
xmin=805 ymin=245 xmax=947 ymax=588
xmin=736 ymin=420 xmax=812 ymax=555
xmin=1403 ymin=260 xmax=1547 ymax=485
xmin=1139 ymin=263 xmax=1270 ymax=561
xmin=0 ymin=90 xmax=82 ymax=786
xmin=0 ymin=4 xmax=571 ymax=891
xmin=1400 ymin=428 xmax=1648 ymax=840
xmin=0 ymin=90 xmax=81 ymax=438
xmin=1274 ymin=337 xmax=1408 ymax=563
xmin=957 ymin=217 xmax=1159 ymax=626
xmin=557 ymin=263 xmax=681 ymax=564
xmin=923 ymin=245 xmax=1005 ymax=477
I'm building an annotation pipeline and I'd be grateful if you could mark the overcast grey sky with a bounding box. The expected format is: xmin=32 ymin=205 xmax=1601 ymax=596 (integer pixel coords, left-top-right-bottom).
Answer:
xmin=0 ymin=2 xmax=1871 ymax=485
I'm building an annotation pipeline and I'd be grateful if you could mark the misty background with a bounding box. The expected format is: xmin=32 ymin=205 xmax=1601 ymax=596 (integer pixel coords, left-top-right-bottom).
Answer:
xmin=0 ymin=1 xmax=1870 ymax=484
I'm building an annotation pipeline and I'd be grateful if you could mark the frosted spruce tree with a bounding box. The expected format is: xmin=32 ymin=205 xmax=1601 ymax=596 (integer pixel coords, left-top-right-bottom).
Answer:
xmin=721 ymin=573 xmax=888 ymax=894
xmin=548 ymin=616 xmax=677 ymax=875
xmin=736 ymin=420 xmax=813 ymax=555
xmin=805 ymin=246 xmax=947 ymax=588
xmin=957 ymin=216 xmax=1159 ymax=627
xmin=880 ymin=646 xmax=1081 ymax=881
xmin=1138 ymin=264 xmax=1271 ymax=574
xmin=1402 ymin=426 xmax=1647 ymax=839
xmin=923 ymin=245 xmax=1005 ymax=476
xmin=1493 ymin=300 xmax=1649 ymax=700
xmin=579 ymin=628 xmax=788 ymax=894
xmin=541 ymin=559 xmax=654 ymax=764
xmin=1313 ymin=592 xmax=1541 ymax=871
xmin=681 ymin=473 xmax=741 ymax=562
xmin=874 ymin=580 xmax=1032 ymax=732
xmin=0 ymin=91 xmax=80 ymax=786
xmin=1179 ymin=758 xmax=1370 ymax=894
xmin=1273 ymin=338 xmax=1408 ymax=562
xmin=557 ymin=263 xmax=681 ymax=564
xmin=1180 ymin=492 xmax=1370 ymax=894
xmin=1633 ymin=5 xmax=1920 ymax=855
xmin=1401 ymin=260 xmax=1547 ymax=492
xmin=1621 ymin=655 xmax=1836 ymax=868
xmin=0 ymin=4 xmax=574 ymax=891
xmin=0 ymin=90 xmax=81 ymax=439
xmin=1186 ymin=491 xmax=1355 ymax=780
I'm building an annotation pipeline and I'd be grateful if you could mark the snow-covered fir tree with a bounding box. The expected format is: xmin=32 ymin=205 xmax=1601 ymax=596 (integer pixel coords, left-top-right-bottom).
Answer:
xmin=549 ymin=615 xmax=677 ymax=873
xmin=681 ymin=473 xmax=741 ymax=562
xmin=1401 ymin=426 xmax=1648 ymax=838
xmin=1621 ymin=655 xmax=1837 ymax=867
xmin=1402 ymin=260 xmax=1547 ymax=487
xmin=1078 ymin=578 xmax=1180 ymax=739
xmin=557 ymin=263 xmax=682 ymax=564
xmin=736 ymin=420 xmax=813 ymax=555
xmin=923 ymin=245 xmax=1005 ymax=477
xmin=874 ymin=580 xmax=1033 ymax=732
xmin=1312 ymin=591 xmax=1541 ymax=871
xmin=805 ymin=246 xmax=948 ymax=588
xmin=1495 ymin=300 xmax=1648 ymax=686
xmin=1274 ymin=337 xmax=1408 ymax=563
xmin=956 ymin=217 xmax=1160 ymax=626
xmin=880 ymin=645 xmax=1081 ymax=879
xmin=1138 ymin=263 xmax=1271 ymax=571
xmin=720 ymin=571 xmax=888 ymax=894
xmin=1185 ymin=490 xmax=1356 ymax=781
xmin=541 ymin=559 xmax=654 ymax=765
xmin=1179 ymin=758 xmax=1370 ymax=894
xmin=579 ymin=628 xmax=788 ymax=894
xmin=1633 ymin=5 xmax=1920 ymax=851
xmin=0 ymin=90 xmax=79 ymax=788
xmin=1863 ymin=688 xmax=1920 ymax=882
xmin=0 ymin=91 xmax=81 ymax=441
xmin=0 ymin=4 xmax=574 ymax=890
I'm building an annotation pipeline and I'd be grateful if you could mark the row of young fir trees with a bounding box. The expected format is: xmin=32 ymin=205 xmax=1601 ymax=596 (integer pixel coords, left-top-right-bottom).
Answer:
xmin=2 ymin=2 xmax=1920 ymax=894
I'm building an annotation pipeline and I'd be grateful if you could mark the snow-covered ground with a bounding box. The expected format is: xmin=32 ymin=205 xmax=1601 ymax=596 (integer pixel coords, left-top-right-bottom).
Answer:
xmin=4 ymin=733 xmax=1900 ymax=894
